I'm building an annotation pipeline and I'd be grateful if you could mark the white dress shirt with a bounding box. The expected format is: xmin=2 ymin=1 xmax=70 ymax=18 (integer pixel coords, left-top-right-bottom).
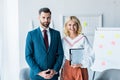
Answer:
xmin=39 ymin=26 xmax=51 ymax=46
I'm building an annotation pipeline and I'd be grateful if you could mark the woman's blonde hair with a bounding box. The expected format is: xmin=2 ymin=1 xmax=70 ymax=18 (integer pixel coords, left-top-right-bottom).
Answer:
xmin=64 ymin=16 xmax=82 ymax=36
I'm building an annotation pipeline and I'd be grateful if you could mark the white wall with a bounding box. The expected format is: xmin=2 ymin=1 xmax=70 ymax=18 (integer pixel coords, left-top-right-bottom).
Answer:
xmin=0 ymin=0 xmax=21 ymax=79
xmin=1 ymin=0 xmax=20 ymax=79
xmin=18 ymin=0 xmax=120 ymax=80
xmin=0 ymin=0 xmax=4 ymax=78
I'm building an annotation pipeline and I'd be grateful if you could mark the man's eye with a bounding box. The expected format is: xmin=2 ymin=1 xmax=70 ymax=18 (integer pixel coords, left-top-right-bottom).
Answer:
xmin=68 ymin=24 xmax=71 ymax=26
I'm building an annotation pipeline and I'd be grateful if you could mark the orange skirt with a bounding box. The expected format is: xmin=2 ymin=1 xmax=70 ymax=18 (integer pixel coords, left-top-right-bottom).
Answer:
xmin=60 ymin=60 xmax=88 ymax=80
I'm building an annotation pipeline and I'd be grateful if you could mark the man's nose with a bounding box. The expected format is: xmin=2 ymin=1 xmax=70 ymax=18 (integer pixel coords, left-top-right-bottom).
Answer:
xmin=44 ymin=18 xmax=49 ymax=22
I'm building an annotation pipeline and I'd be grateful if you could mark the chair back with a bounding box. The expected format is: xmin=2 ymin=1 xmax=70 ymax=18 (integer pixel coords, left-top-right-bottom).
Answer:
xmin=20 ymin=68 xmax=30 ymax=80
xmin=96 ymin=69 xmax=120 ymax=80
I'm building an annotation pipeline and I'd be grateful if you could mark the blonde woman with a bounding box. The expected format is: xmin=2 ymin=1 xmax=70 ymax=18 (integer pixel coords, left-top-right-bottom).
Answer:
xmin=60 ymin=16 xmax=95 ymax=80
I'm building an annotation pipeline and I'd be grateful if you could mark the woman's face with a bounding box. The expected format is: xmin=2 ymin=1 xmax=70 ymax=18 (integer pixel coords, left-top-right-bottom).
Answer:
xmin=66 ymin=20 xmax=78 ymax=34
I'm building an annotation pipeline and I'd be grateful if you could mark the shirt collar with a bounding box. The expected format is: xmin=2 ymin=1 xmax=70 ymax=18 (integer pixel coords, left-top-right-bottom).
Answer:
xmin=39 ymin=26 xmax=49 ymax=32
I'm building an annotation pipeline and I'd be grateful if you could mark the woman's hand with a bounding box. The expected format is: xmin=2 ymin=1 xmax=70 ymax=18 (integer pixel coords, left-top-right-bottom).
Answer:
xmin=71 ymin=64 xmax=82 ymax=68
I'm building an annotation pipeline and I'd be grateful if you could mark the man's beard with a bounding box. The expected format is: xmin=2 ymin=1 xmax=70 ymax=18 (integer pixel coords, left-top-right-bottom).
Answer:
xmin=40 ymin=21 xmax=50 ymax=28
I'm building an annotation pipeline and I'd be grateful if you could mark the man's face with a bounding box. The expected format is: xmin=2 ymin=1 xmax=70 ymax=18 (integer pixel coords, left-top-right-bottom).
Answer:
xmin=39 ymin=12 xmax=51 ymax=28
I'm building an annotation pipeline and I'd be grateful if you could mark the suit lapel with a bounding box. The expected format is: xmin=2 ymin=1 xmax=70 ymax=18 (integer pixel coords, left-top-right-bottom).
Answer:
xmin=37 ymin=27 xmax=46 ymax=50
xmin=48 ymin=28 xmax=54 ymax=52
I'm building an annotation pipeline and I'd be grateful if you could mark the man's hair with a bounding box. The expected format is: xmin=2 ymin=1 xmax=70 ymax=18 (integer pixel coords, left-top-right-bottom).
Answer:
xmin=39 ymin=7 xmax=51 ymax=15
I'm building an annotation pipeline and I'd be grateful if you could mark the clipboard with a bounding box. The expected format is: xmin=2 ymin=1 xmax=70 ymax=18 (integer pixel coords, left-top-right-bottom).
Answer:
xmin=69 ymin=48 xmax=84 ymax=65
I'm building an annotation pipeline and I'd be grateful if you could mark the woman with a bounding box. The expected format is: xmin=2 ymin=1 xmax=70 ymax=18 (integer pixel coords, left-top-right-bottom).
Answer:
xmin=60 ymin=16 xmax=95 ymax=80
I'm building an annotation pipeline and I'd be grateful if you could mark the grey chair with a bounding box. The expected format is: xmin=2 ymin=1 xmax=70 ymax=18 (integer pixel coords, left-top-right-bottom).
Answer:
xmin=96 ymin=69 xmax=120 ymax=80
xmin=20 ymin=68 xmax=30 ymax=80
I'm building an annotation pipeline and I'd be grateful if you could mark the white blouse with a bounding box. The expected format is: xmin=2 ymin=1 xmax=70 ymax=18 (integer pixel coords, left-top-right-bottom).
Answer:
xmin=62 ymin=34 xmax=95 ymax=68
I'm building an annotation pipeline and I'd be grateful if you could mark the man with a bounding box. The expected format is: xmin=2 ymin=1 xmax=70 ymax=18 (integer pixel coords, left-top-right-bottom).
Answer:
xmin=25 ymin=7 xmax=64 ymax=80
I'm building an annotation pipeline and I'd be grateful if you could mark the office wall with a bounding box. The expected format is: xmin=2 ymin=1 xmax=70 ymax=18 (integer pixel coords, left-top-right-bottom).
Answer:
xmin=19 ymin=0 xmax=120 ymax=79
xmin=0 ymin=0 xmax=4 ymax=77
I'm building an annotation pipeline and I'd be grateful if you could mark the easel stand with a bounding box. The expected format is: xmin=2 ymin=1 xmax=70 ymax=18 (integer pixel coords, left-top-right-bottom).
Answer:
xmin=92 ymin=71 xmax=96 ymax=80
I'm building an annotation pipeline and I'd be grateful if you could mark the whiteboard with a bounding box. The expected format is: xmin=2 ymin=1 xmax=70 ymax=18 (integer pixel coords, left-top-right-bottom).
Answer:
xmin=91 ymin=28 xmax=120 ymax=72
xmin=60 ymin=14 xmax=102 ymax=44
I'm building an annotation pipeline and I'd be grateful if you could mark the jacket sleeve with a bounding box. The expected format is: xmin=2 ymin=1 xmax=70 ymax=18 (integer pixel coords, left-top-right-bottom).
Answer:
xmin=81 ymin=36 xmax=95 ymax=68
xmin=25 ymin=32 xmax=41 ymax=75
xmin=53 ymin=32 xmax=64 ymax=72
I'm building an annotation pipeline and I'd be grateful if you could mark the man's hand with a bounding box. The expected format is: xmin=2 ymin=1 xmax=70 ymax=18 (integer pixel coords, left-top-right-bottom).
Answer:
xmin=38 ymin=69 xmax=53 ymax=79
xmin=49 ymin=69 xmax=57 ymax=75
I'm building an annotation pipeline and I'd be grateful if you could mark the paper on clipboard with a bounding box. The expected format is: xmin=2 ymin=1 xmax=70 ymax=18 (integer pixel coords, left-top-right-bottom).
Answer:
xmin=69 ymin=48 xmax=84 ymax=65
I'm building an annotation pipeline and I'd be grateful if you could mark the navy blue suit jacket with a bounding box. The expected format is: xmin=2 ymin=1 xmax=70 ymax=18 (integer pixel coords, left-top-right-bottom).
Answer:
xmin=25 ymin=27 xmax=64 ymax=80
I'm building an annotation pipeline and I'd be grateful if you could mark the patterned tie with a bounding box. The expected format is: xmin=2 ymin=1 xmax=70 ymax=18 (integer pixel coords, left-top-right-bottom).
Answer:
xmin=43 ymin=29 xmax=48 ymax=50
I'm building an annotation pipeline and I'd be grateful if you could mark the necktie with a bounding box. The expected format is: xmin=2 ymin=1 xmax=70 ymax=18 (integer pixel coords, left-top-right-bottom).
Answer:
xmin=43 ymin=29 xmax=48 ymax=50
